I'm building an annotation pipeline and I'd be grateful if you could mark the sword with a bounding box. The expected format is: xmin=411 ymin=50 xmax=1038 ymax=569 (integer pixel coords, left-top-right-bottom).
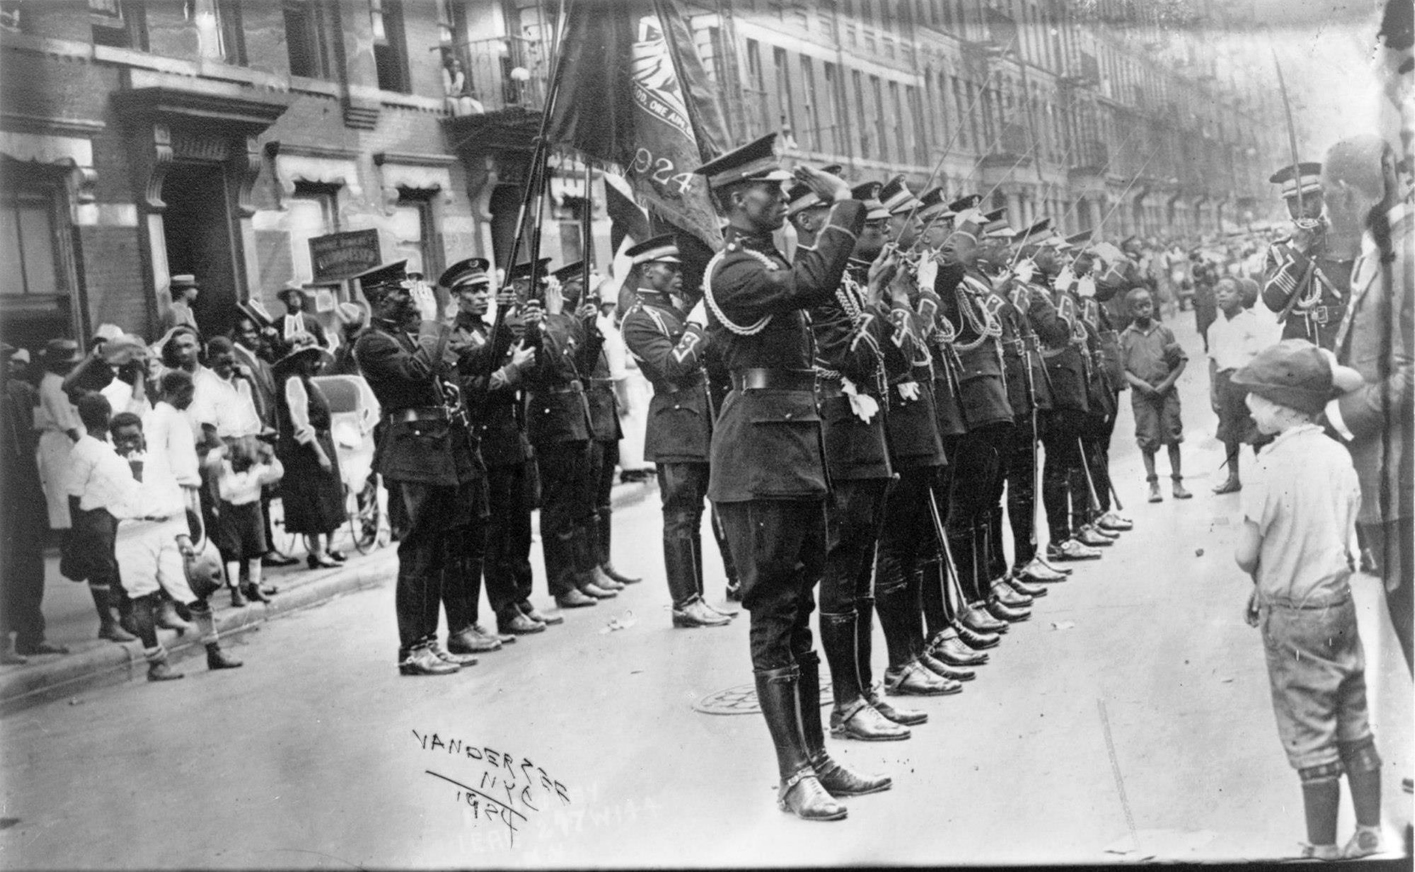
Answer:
xmin=1076 ymin=436 xmax=1103 ymax=513
xmin=927 ymin=486 xmax=969 ymax=613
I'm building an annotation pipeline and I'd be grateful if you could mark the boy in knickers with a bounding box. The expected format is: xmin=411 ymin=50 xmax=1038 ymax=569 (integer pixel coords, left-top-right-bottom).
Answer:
xmin=1232 ymin=340 xmax=1383 ymax=860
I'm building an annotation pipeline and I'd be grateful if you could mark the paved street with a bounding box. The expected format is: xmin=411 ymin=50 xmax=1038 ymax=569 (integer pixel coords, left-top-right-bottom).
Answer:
xmin=1 ymin=313 xmax=1410 ymax=867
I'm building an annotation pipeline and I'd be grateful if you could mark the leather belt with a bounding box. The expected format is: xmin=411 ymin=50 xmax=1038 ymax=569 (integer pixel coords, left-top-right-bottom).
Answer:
xmin=730 ymin=368 xmax=816 ymax=392
xmin=656 ymin=374 xmax=705 ymax=394
xmin=387 ymin=406 xmax=448 ymax=425
xmin=587 ymin=377 xmax=616 ymax=388
xmin=542 ymin=380 xmax=584 ymax=395
xmin=1306 ymin=304 xmax=1344 ymax=325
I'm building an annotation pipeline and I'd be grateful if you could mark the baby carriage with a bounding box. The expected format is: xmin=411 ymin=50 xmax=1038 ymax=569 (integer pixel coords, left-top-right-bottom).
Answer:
xmin=311 ymin=374 xmax=385 ymax=554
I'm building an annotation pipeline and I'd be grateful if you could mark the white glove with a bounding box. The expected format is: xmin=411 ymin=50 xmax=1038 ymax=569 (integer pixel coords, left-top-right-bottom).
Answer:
xmin=897 ymin=381 xmax=921 ymax=403
xmin=840 ymin=377 xmax=879 ymax=423
xmin=686 ymin=298 xmax=708 ymax=328
xmin=409 ymin=280 xmax=439 ymax=322
xmin=1014 ymin=260 xmax=1036 ymax=284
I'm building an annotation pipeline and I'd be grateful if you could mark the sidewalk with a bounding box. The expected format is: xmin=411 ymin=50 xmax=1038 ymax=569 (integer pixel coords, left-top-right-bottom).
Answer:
xmin=0 ymin=478 xmax=658 ymax=713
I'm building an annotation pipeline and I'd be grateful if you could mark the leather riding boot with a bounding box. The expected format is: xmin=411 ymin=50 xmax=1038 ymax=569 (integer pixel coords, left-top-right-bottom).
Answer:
xmin=755 ymin=666 xmax=847 ymax=821
xmin=918 ymin=555 xmax=951 ymax=640
xmin=800 ymin=655 xmax=893 ymax=794
xmin=946 ymin=528 xmax=981 ymax=602
xmin=857 ymin=597 xmax=927 ymax=726
xmin=820 ymin=611 xmax=908 ymax=741
xmin=872 ymin=554 xmax=921 ymax=670
xmin=91 ymin=585 xmax=137 ymax=643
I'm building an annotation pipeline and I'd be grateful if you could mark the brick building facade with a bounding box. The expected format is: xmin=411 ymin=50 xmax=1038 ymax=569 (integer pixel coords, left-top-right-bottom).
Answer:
xmin=1 ymin=0 xmax=1280 ymax=350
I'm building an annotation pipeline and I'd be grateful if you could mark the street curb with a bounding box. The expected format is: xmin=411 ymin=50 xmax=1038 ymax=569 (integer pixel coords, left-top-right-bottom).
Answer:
xmin=0 ymin=479 xmax=657 ymax=715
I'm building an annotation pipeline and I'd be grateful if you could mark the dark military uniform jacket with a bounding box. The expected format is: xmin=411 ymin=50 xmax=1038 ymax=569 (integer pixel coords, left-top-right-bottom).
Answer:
xmin=523 ymin=311 xmax=601 ymax=446
xmin=621 ymin=290 xmax=712 ymax=464
xmin=355 ymin=317 xmax=483 ymax=487
xmin=916 ymin=276 xmax=969 ymax=439
xmin=1041 ymin=274 xmax=1092 ymax=414
xmin=584 ymin=335 xmax=623 ymax=444
xmin=807 ymin=256 xmax=892 ymax=482
xmin=1262 ymin=226 xmax=1354 ymax=350
xmin=1078 ymin=296 xmax=1118 ymax=423
xmin=996 ymin=275 xmax=1070 ymax=417
xmin=935 ymin=264 xmax=1013 ymax=430
xmin=705 ymin=201 xmax=865 ymax=503
xmin=448 ymin=314 xmax=531 ymax=468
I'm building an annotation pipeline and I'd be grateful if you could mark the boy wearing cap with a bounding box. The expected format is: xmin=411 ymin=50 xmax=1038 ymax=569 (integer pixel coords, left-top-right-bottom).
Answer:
xmin=1120 ymin=287 xmax=1190 ymax=502
xmin=1232 ymin=340 xmax=1383 ymax=860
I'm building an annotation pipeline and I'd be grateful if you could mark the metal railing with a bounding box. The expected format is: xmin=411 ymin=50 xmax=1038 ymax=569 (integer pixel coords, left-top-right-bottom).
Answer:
xmin=451 ymin=32 xmax=552 ymax=113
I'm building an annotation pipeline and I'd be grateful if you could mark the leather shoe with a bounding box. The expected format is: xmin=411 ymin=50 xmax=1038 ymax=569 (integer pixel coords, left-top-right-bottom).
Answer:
xmin=918 ymin=650 xmax=975 ymax=682
xmin=555 ymin=590 xmax=598 ymax=609
xmin=399 ymin=647 xmax=460 ymax=676
xmin=928 ymin=630 xmax=989 ymax=665
xmin=985 ymin=597 xmax=1031 ymax=623
xmin=991 ymin=580 xmax=1033 ymax=607
xmin=447 ymin=626 xmax=502 ymax=653
xmin=579 ymin=581 xmax=617 ymax=599
xmin=811 ymin=753 xmax=892 ymax=796
xmin=962 ymin=603 xmax=1008 ymax=634
xmin=17 ymin=641 xmax=70 ymax=656
xmin=1097 ymin=510 xmax=1133 ymax=531
xmin=242 ymin=583 xmax=272 ymax=604
xmin=702 ymin=600 xmax=739 ymax=618
xmin=725 ymin=580 xmax=743 ymax=602
xmin=261 ymin=551 xmax=299 ymax=568
xmin=1047 ymin=539 xmax=1101 ymax=561
xmin=147 ymin=661 xmax=184 ymax=681
xmin=1147 ymin=480 xmax=1163 ymax=502
xmin=521 ymin=601 xmax=564 ymax=624
xmin=952 ymin=619 xmax=1001 ymax=650
xmin=591 ymin=567 xmax=625 ymax=591
xmin=206 ymin=646 xmax=244 ymax=670
xmin=430 ymin=642 xmax=479 ymax=666
xmin=98 ymin=622 xmax=136 ymax=643
xmin=672 ymin=599 xmax=732 ymax=628
xmin=778 ymin=769 xmax=847 ymax=821
xmin=1007 ymin=574 xmax=1047 ymax=597
xmin=1075 ymin=526 xmax=1113 ymax=547
xmin=229 ymin=586 xmax=248 ymax=608
xmin=830 ymin=699 xmax=911 ymax=741
xmin=1017 ymin=557 xmax=1068 ymax=583
xmin=884 ymin=660 xmax=962 ymax=696
xmin=499 ymin=612 xmax=546 ymax=636
xmin=864 ymin=686 xmax=928 ymax=725
xmin=1172 ymin=479 xmax=1192 ymax=499
xmin=601 ymin=563 xmax=642 ymax=585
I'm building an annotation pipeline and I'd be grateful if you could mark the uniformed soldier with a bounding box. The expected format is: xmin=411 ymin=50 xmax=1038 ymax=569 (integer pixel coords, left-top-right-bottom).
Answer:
xmin=441 ymin=258 xmax=550 ymax=638
xmin=913 ymin=192 xmax=1002 ymax=662
xmin=1080 ymin=245 xmax=1140 ymax=534
xmin=794 ymin=179 xmax=936 ymax=743
xmin=353 ymin=260 xmax=492 ymax=676
xmin=551 ymin=261 xmax=641 ymax=592
xmin=986 ymin=220 xmax=1074 ymax=587
xmin=518 ymin=259 xmax=615 ymax=609
xmin=1261 ymin=162 xmax=1354 ymax=350
xmin=935 ymin=206 xmax=1031 ymax=631
xmin=697 ymin=134 xmax=883 ymax=821
xmin=1042 ymin=235 xmax=1111 ymax=562
xmin=619 ymin=236 xmax=736 ymax=628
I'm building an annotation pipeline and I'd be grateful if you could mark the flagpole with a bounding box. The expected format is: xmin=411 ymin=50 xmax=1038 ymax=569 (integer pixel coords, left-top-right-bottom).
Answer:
xmin=582 ymin=159 xmax=594 ymax=302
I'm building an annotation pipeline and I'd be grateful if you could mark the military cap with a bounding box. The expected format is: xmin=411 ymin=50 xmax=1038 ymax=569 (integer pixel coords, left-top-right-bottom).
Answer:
xmin=948 ymin=194 xmax=982 ymax=214
xmin=1268 ymin=162 xmax=1322 ymax=199
xmin=786 ymin=164 xmax=844 ymax=216
xmin=879 ymin=175 xmax=922 ymax=215
xmin=1015 ymin=218 xmax=1054 ymax=246
xmin=851 ymin=182 xmax=891 ymax=221
xmin=950 ymin=208 xmax=988 ymax=238
xmin=625 ymin=234 xmax=682 ymax=266
xmin=915 ymin=188 xmax=954 ymax=222
xmin=506 ymin=257 xmax=553 ymax=282
xmin=1052 ymin=230 xmax=1093 ymax=250
xmin=439 ymin=257 xmax=491 ymax=289
xmin=980 ymin=208 xmax=1012 ymax=239
xmin=552 ymin=261 xmax=586 ymax=284
xmin=693 ymin=133 xmax=793 ymax=191
xmin=1231 ymin=338 xmax=1334 ymax=416
xmin=353 ymin=260 xmax=410 ymax=299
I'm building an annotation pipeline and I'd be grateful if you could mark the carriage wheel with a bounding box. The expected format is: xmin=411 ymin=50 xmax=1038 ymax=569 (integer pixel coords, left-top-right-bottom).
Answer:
xmin=348 ymin=478 xmax=381 ymax=554
xmin=268 ymin=494 xmax=303 ymax=558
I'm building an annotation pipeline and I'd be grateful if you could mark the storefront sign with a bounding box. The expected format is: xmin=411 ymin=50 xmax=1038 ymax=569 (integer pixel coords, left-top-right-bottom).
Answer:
xmin=308 ymin=229 xmax=381 ymax=283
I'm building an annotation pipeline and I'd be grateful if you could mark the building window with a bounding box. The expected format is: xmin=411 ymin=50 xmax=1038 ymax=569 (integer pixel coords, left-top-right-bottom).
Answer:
xmin=800 ymin=56 xmax=820 ymax=152
xmin=391 ymin=191 xmax=435 ymax=279
xmin=853 ymin=70 xmax=870 ymax=158
xmin=284 ymin=1 xmax=329 ymax=79
xmin=215 ymin=0 xmax=246 ymax=65
xmin=907 ymin=84 xmax=927 ymax=163
xmin=951 ymin=76 xmax=967 ymax=149
xmin=0 ymin=189 xmax=60 ymax=301
xmin=371 ymin=0 xmax=410 ymax=94
xmin=773 ymin=47 xmax=796 ymax=145
xmin=871 ymin=76 xmax=887 ymax=162
xmin=745 ymin=39 xmax=770 ymax=136
xmin=889 ymin=81 xmax=906 ymax=162
xmin=89 ymin=0 xmax=146 ymax=49
xmin=286 ymin=184 xmax=339 ymax=283
xmin=822 ymin=62 xmax=842 ymax=155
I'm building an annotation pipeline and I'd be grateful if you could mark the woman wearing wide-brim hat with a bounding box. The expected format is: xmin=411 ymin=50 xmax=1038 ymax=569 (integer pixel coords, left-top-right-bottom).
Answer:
xmin=271 ymin=336 xmax=346 ymax=568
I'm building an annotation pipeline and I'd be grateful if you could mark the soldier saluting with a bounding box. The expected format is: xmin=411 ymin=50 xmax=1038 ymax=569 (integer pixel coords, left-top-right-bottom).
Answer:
xmin=1261 ymin=162 xmax=1355 ymax=350
xmin=697 ymin=134 xmax=883 ymax=822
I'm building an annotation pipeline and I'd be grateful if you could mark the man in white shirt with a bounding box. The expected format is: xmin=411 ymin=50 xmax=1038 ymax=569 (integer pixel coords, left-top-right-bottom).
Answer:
xmin=64 ymin=395 xmax=136 ymax=645
xmin=1207 ymin=277 xmax=1266 ymax=494
xmin=202 ymin=337 xmax=262 ymax=440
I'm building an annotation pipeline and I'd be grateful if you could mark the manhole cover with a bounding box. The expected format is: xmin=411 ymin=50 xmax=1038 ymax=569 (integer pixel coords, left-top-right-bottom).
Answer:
xmin=692 ymin=676 xmax=833 ymax=715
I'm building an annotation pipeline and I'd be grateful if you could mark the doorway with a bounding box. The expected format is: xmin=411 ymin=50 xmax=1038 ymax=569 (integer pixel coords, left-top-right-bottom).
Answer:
xmin=162 ymin=161 xmax=239 ymax=336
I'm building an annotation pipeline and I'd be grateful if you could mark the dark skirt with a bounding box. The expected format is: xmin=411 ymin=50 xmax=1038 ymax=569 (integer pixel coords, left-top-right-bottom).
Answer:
xmin=277 ymin=430 xmax=345 ymax=535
